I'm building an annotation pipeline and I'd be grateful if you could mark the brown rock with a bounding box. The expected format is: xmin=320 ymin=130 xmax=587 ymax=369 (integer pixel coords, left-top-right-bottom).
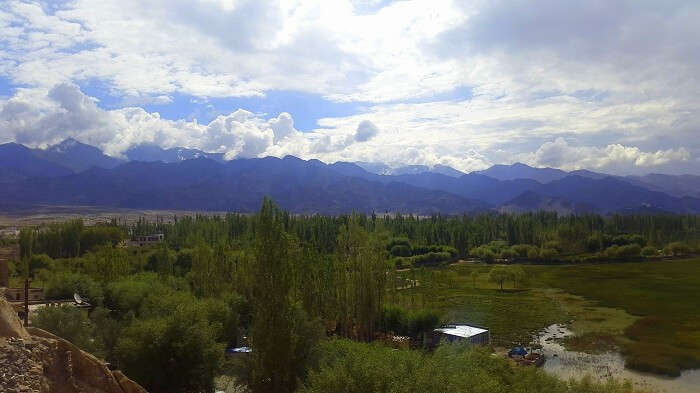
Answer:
xmin=1 ymin=299 xmax=147 ymax=393
xmin=0 ymin=297 xmax=30 ymax=339
xmin=113 ymin=370 xmax=148 ymax=393
xmin=28 ymin=327 xmax=148 ymax=393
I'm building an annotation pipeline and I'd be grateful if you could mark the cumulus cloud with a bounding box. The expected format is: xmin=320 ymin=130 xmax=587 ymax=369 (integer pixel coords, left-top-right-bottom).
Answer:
xmin=0 ymin=1 xmax=699 ymax=175
xmin=354 ymin=120 xmax=378 ymax=142
xmin=523 ymin=137 xmax=691 ymax=174
xmin=0 ymin=84 xmax=293 ymax=158
xmin=267 ymin=112 xmax=298 ymax=143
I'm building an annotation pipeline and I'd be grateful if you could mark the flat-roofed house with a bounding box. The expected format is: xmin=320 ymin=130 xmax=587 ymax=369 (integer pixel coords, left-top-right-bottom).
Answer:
xmin=433 ymin=323 xmax=490 ymax=346
xmin=131 ymin=233 xmax=165 ymax=247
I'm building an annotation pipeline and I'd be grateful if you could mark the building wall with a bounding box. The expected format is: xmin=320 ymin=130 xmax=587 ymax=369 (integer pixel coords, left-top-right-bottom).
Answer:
xmin=131 ymin=234 xmax=165 ymax=247
xmin=432 ymin=330 xmax=491 ymax=346
xmin=469 ymin=331 xmax=490 ymax=345
xmin=3 ymin=288 xmax=44 ymax=303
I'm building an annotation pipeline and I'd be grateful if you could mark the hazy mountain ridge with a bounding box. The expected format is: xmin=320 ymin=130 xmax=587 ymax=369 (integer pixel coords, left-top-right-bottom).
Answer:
xmin=0 ymin=154 xmax=488 ymax=214
xmin=35 ymin=138 xmax=124 ymax=172
xmin=124 ymin=143 xmax=226 ymax=163
xmin=1 ymin=140 xmax=700 ymax=214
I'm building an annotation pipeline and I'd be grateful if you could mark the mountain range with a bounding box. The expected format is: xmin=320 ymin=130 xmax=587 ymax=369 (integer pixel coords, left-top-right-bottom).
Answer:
xmin=1 ymin=139 xmax=700 ymax=215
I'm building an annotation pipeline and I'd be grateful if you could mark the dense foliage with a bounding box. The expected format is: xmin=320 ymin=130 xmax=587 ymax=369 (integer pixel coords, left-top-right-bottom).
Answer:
xmin=301 ymin=340 xmax=642 ymax=393
xmin=11 ymin=207 xmax=694 ymax=392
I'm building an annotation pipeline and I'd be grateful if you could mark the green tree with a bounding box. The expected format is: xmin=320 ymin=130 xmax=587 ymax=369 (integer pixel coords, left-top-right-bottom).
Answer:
xmin=42 ymin=271 xmax=104 ymax=306
xmin=509 ymin=266 xmax=526 ymax=288
xmin=641 ymin=246 xmax=658 ymax=257
xmin=146 ymin=244 xmax=176 ymax=276
xmin=469 ymin=271 xmax=479 ymax=288
xmin=336 ymin=216 xmax=388 ymax=341
xmin=33 ymin=306 xmax=97 ymax=353
xmin=115 ymin=303 xmax=223 ymax=393
xmin=488 ymin=266 xmax=509 ymax=290
xmin=249 ymin=198 xmax=318 ymax=393
xmin=84 ymin=245 xmax=129 ymax=282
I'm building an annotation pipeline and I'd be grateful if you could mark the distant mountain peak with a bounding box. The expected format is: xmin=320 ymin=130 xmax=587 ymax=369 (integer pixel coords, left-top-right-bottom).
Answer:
xmin=37 ymin=138 xmax=123 ymax=172
xmin=124 ymin=144 xmax=225 ymax=163
xmin=510 ymin=162 xmax=531 ymax=168
xmin=354 ymin=162 xmax=464 ymax=177
xmin=476 ymin=162 xmax=568 ymax=183
xmin=47 ymin=138 xmax=91 ymax=153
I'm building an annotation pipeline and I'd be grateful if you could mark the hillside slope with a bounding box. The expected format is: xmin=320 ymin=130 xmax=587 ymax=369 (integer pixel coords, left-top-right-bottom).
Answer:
xmin=0 ymin=297 xmax=147 ymax=393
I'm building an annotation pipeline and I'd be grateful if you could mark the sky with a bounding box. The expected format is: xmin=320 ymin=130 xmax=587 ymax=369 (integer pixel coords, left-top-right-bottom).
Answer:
xmin=0 ymin=0 xmax=699 ymax=175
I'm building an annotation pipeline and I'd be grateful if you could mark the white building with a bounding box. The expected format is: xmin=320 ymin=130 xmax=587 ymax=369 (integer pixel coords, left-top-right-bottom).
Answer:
xmin=434 ymin=323 xmax=490 ymax=345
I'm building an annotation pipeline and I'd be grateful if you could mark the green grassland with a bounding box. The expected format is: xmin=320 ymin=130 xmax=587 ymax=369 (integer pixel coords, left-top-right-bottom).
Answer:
xmin=391 ymin=258 xmax=700 ymax=377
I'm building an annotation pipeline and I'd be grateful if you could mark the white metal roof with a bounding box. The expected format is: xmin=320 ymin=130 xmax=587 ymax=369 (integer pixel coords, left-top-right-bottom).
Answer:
xmin=436 ymin=324 xmax=488 ymax=338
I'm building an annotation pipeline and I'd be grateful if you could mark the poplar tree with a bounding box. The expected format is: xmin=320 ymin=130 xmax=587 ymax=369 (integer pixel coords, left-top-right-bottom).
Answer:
xmin=336 ymin=216 xmax=388 ymax=341
xmin=250 ymin=198 xmax=314 ymax=393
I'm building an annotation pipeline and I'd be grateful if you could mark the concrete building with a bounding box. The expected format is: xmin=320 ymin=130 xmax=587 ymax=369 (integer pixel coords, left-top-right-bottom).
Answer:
xmin=0 ymin=227 xmax=20 ymax=238
xmin=131 ymin=233 xmax=165 ymax=247
xmin=3 ymin=287 xmax=44 ymax=303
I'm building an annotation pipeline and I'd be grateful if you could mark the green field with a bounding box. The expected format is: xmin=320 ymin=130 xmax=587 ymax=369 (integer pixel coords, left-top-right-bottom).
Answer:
xmin=391 ymin=258 xmax=700 ymax=377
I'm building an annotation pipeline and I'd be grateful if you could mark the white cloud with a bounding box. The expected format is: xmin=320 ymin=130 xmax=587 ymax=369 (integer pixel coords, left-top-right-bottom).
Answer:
xmin=522 ymin=137 xmax=691 ymax=174
xmin=267 ymin=112 xmax=298 ymax=143
xmin=0 ymin=84 xmax=281 ymax=158
xmin=0 ymin=1 xmax=698 ymax=175
xmin=354 ymin=120 xmax=378 ymax=142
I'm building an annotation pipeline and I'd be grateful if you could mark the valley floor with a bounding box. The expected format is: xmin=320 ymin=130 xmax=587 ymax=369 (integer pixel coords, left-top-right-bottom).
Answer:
xmin=391 ymin=258 xmax=700 ymax=383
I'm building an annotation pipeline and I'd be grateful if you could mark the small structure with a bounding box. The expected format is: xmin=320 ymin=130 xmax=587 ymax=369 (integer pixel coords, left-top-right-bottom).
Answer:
xmin=0 ymin=227 xmax=20 ymax=238
xmin=4 ymin=287 xmax=44 ymax=303
xmin=433 ymin=323 xmax=490 ymax=346
xmin=225 ymin=346 xmax=252 ymax=356
xmin=130 ymin=233 xmax=164 ymax=247
xmin=508 ymin=346 xmax=528 ymax=357
xmin=508 ymin=346 xmax=545 ymax=367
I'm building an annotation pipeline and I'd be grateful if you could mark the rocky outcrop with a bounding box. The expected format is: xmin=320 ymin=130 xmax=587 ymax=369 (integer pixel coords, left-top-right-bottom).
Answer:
xmin=0 ymin=292 xmax=29 ymax=339
xmin=0 ymin=298 xmax=147 ymax=393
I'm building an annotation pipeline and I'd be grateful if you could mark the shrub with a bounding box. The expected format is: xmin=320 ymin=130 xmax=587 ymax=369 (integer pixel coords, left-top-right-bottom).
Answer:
xmin=612 ymin=234 xmax=646 ymax=247
xmin=470 ymin=246 xmax=496 ymax=263
xmin=603 ymin=245 xmax=620 ymax=259
xmin=411 ymin=252 xmax=451 ymax=266
xmin=538 ymin=248 xmax=558 ymax=261
xmin=390 ymin=245 xmax=412 ymax=257
xmin=387 ymin=237 xmax=411 ymax=251
xmin=412 ymin=245 xmax=457 ymax=257
xmin=300 ymin=340 xmax=642 ymax=393
xmin=664 ymin=242 xmax=691 ymax=256
xmin=394 ymin=257 xmax=410 ymax=269
xmin=114 ymin=303 xmax=224 ymax=393
xmin=616 ymin=244 xmax=641 ymax=258
xmin=380 ymin=306 xmax=440 ymax=338
xmin=33 ymin=305 xmax=98 ymax=353
xmin=499 ymin=248 xmax=517 ymax=260
xmin=586 ymin=233 xmax=605 ymax=252
xmin=527 ymin=247 xmax=540 ymax=259
xmin=641 ymin=246 xmax=658 ymax=257
xmin=543 ymin=241 xmax=561 ymax=252
xmin=510 ymin=244 xmax=535 ymax=258
xmin=42 ymin=271 xmax=104 ymax=306
xmin=381 ymin=305 xmax=409 ymax=335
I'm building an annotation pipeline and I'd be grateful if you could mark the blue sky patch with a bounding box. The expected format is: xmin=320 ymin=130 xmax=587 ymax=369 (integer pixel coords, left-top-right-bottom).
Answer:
xmin=0 ymin=76 xmax=15 ymax=98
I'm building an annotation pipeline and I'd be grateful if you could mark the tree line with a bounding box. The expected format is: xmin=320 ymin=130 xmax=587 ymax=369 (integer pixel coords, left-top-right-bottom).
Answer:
xmin=8 ymin=206 xmax=690 ymax=393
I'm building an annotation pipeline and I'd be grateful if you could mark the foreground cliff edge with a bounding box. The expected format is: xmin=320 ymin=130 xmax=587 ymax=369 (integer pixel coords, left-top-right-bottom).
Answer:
xmin=0 ymin=297 xmax=147 ymax=393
